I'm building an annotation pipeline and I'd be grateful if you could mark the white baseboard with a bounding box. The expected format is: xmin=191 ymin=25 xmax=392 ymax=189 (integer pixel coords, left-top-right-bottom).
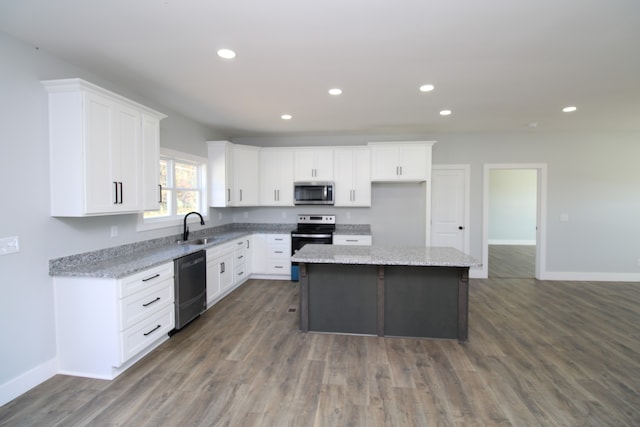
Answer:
xmin=0 ymin=358 xmax=57 ymax=407
xmin=539 ymin=271 xmax=640 ymax=282
xmin=488 ymin=239 xmax=536 ymax=245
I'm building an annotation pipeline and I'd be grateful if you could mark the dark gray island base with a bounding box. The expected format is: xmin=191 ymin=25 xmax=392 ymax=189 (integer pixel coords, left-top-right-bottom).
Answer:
xmin=291 ymin=245 xmax=481 ymax=343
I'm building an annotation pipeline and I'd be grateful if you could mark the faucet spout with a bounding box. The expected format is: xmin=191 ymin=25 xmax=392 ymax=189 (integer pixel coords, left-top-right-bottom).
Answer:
xmin=183 ymin=211 xmax=205 ymax=242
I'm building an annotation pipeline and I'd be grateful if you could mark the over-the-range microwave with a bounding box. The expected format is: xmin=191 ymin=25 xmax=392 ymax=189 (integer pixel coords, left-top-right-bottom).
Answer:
xmin=293 ymin=182 xmax=334 ymax=205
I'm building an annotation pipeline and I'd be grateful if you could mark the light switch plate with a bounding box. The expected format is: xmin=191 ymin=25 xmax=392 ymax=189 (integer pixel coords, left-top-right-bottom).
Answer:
xmin=0 ymin=236 xmax=19 ymax=255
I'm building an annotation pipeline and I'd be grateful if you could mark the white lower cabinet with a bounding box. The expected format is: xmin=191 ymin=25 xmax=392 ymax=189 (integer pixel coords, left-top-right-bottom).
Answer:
xmin=251 ymin=233 xmax=291 ymax=278
xmin=206 ymin=242 xmax=234 ymax=307
xmin=54 ymin=262 xmax=174 ymax=379
xmin=205 ymin=237 xmax=252 ymax=308
xmin=333 ymin=234 xmax=373 ymax=246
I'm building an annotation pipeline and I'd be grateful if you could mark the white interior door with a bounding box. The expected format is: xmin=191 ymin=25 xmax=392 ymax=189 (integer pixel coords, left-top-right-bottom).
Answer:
xmin=431 ymin=165 xmax=469 ymax=253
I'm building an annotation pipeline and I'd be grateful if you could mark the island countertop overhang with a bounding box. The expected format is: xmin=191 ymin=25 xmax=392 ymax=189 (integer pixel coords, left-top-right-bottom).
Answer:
xmin=291 ymin=244 xmax=481 ymax=268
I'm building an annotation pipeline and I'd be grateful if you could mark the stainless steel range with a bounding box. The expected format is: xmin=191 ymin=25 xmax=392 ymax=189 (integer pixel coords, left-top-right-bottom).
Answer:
xmin=291 ymin=214 xmax=336 ymax=281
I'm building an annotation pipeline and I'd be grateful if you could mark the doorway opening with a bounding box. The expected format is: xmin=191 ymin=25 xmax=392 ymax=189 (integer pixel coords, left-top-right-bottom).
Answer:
xmin=482 ymin=164 xmax=547 ymax=279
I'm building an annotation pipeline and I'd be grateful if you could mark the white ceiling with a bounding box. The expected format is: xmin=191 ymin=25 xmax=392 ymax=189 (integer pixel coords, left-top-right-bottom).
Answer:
xmin=1 ymin=0 xmax=639 ymax=137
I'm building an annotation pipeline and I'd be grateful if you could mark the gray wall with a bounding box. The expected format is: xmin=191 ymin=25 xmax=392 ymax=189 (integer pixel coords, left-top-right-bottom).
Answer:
xmin=489 ymin=169 xmax=537 ymax=244
xmin=0 ymin=33 xmax=229 ymax=394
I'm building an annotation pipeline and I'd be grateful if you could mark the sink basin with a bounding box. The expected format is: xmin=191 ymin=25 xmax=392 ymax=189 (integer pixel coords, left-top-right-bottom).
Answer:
xmin=176 ymin=237 xmax=219 ymax=246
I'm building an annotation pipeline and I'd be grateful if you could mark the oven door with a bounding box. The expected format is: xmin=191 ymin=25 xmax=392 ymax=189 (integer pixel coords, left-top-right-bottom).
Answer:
xmin=290 ymin=232 xmax=333 ymax=281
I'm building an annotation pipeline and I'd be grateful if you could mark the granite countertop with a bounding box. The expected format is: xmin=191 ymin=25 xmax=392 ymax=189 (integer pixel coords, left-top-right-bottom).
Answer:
xmin=49 ymin=223 xmax=296 ymax=279
xmin=291 ymin=244 xmax=481 ymax=267
xmin=49 ymin=222 xmax=374 ymax=279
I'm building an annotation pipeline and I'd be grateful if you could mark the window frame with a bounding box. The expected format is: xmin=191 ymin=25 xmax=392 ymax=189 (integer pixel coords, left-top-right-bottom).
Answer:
xmin=137 ymin=148 xmax=208 ymax=232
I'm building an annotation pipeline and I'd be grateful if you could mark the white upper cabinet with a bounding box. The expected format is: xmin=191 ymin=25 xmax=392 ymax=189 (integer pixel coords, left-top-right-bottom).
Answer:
xmin=294 ymin=148 xmax=334 ymax=181
xmin=43 ymin=79 xmax=166 ymax=216
xmin=333 ymin=148 xmax=371 ymax=207
xmin=141 ymin=113 xmax=162 ymax=211
xmin=369 ymin=141 xmax=435 ymax=182
xmin=207 ymin=141 xmax=260 ymax=207
xmin=260 ymin=148 xmax=294 ymax=206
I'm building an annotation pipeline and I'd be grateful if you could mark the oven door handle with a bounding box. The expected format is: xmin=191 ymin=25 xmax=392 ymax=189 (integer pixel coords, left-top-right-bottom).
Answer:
xmin=291 ymin=233 xmax=333 ymax=239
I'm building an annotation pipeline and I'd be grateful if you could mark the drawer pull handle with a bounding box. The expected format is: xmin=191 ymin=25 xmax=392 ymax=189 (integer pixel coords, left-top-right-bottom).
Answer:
xmin=142 ymin=274 xmax=160 ymax=282
xmin=143 ymin=324 xmax=161 ymax=336
xmin=142 ymin=297 xmax=161 ymax=307
xmin=275 ymin=266 xmax=283 ymax=269
xmin=275 ymin=250 xmax=283 ymax=254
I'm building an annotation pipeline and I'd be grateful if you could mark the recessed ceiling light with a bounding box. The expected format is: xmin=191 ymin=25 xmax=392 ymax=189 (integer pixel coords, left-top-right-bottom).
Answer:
xmin=562 ymin=106 xmax=577 ymax=113
xmin=419 ymin=84 xmax=435 ymax=92
xmin=439 ymin=110 xmax=452 ymax=116
xmin=281 ymin=114 xmax=292 ymax=120
xmin=217 ymin=49 xmax=236 ymax=59
xmin=328 ymin=88 xmax=342 ymax=96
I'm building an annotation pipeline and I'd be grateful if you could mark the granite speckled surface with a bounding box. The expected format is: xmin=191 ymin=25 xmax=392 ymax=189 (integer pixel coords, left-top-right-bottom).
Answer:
xmin=291 ymin=244 xmax=481 ymax=267
xmin=49 ymin=223 xmax=297 ymax=279
xmin=333 ymin=224 xmax=371 ymax=235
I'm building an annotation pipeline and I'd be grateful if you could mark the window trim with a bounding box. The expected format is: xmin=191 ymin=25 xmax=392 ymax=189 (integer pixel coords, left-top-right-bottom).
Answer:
xmin=137 ymin=148 xmax=208 ymax=232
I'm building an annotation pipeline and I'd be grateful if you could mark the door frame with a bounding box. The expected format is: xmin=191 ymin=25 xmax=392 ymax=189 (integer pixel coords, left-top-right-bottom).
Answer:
xmin=482 ymin=163 xmax=547 ymax=279
xmin=431 ymin=164 xmax=471 ymax=254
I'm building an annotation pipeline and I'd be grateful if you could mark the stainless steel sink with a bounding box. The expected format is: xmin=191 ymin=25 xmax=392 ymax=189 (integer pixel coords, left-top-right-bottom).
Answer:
xmin=176 ymin=237 xmax=219 ymax=246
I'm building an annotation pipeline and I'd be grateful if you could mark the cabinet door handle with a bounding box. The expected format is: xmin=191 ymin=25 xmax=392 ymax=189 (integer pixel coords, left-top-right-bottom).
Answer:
xmin=143 ymin=324 xmax=161 ymax=336
xmin=220 ymin=262 xmax=225 ymax=273
xmin=142 ymin=273 xmax=160 ymax=282
xmin=227 ymin=189 xmax=231 ymax=202
xmin=113 ymin=182 xmax=118 ymax=204
xmin=119 ymin=182 xmax=123 ymax=204
xmin=240 ymin=189 xmax=243 ymax=202
xmin=158 ymin=185 xmax=163 ymax=203
xmin=246 ymin=239 xmax=250 ymax=249
xmin=142 ymin=297 xmax=161 ymax=307
xmin=399 ymin=166 xmax=403 ymax=176
xmin=274 ymin=189 xmax=277 ymax=201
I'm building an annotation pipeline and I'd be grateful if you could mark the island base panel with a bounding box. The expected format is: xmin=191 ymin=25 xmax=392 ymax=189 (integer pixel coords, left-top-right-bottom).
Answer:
xmin=384 ymin=266 xmax=459 ymax=339
xmin=307 ymin=264 xmax=378 ymax=335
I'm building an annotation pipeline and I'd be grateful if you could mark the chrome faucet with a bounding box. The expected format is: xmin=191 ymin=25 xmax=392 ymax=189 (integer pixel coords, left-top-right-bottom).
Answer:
xmin=183 ymin=211 xmax=205 ymax=242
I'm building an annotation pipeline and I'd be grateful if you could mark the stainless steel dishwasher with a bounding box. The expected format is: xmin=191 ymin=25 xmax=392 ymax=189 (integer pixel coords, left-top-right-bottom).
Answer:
xmin=173 ymin=250 xmax=206 ymax=331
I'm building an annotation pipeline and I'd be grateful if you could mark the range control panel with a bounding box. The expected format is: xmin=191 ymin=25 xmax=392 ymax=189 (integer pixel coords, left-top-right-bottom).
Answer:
xmin=297 ymin=215 xmax=336 ymax=225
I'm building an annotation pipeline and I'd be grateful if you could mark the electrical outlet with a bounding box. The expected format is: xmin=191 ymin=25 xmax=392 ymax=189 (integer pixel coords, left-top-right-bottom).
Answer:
xmin=110 ymin=225 xmax=118 ymax=238
xmin=244 ymin=211 xmax=249 ymax=218
xmin=0 ymin=236 xmax=19 ymax=255
xmin=218 ymin=212 xmax=222 ymax=221
xmin=281 ymin=211 xmax=286 ymax=219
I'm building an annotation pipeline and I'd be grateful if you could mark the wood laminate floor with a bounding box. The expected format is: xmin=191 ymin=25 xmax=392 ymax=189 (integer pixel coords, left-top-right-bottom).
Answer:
xmin=1 ymin=278 xmax=639 ymax=426
xmin=489 ymin=245 xmax=536 ymax=278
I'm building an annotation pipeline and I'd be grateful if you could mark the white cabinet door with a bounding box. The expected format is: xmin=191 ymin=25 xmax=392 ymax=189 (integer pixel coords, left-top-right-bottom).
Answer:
xmin=334 ymin=148 xmax=371 ymax=207
xmin=251 ymin=234 xmax=267 ymax=274
xmin=141 ymin=113 xmax=161 ymax=211
xmin=219 ymin=252 xmax=235 ymax=292
xmin=260 ymin=148 xmax=294 ymax=206
xmin=208 ymin=141 xmax=260 ymax=207
xmin=233 ymin=145 xmax=260 ymax=206
xmin=369 ymin=142 xmax=434 ymax=182
xmin=84 ymin=93 xmax=142 ymax=214
xmin=294 ymin=148 xmax=334 ymax=181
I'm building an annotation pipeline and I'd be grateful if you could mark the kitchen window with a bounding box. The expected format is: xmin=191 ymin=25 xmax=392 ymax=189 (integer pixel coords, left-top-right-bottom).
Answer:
xmin=138 ymin=149 xmax=207 ymax=230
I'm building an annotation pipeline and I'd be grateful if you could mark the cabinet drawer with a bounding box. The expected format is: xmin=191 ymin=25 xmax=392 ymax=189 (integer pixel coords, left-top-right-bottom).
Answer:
xmin=118 ymin=263 xmax=174 ymax=299
xmin=267 ymin=235 xmax=290 ymax=245
xmin=119 ymin=279 xmax=173 ymax=331
xmin=268 ymin=245 xmax=289 ymax=259
xmin=235 ymin=261 xmax=247 ymax=282
xmin=120 ymin=306 xmax=174 ymax=364
xmin=266 ymin=261 xmax=290 ymax=274
xmin=333 ymin=235 xmax=373 ymax=246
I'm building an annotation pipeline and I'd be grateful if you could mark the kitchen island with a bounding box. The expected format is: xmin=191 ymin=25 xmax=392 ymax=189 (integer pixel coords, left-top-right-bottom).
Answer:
xmin=291 ymin=244 xmax=481 ymax=342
